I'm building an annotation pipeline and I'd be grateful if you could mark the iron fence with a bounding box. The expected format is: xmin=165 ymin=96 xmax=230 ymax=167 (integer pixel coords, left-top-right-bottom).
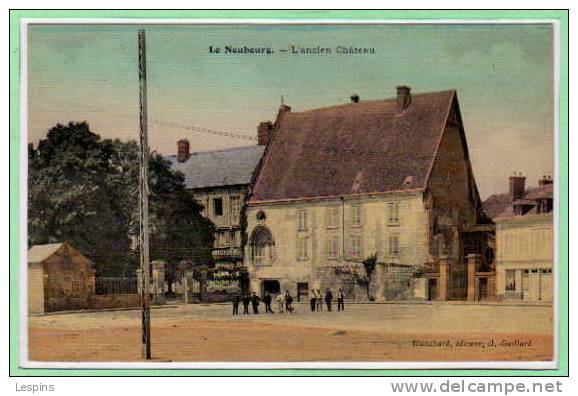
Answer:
xmin=95 ymin=277 xmax=138 ymax=295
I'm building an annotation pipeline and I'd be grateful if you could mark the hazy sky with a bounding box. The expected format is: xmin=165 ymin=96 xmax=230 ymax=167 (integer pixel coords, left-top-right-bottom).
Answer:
xmin=27 ymin=23 xmax=554 ymax=199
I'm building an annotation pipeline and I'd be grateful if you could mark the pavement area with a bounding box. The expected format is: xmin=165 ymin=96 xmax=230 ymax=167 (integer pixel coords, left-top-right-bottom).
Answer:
xmin=28 ymin=302 xmax=554 ymax=362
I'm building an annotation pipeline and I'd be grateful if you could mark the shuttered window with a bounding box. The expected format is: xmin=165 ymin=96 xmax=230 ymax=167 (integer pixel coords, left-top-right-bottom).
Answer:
xmin=388 ymin=202 xmax=400 ymax=225
xmin=388 ymin=234 xmax=400 ymax=257
xmin=326 ymin=207 xmax=339 ymax=229
xmin=326 ymin=236 xmax=340 ymax=260
xmin=351 ymin=206 xmax=362 ymax=228
xmin=297 ymin=209 xmax=308 ymax=231
xmin=297 ymin=237 xmax=309 ymax=260
xmin=350 ymin=235 xmax=362 ymax=259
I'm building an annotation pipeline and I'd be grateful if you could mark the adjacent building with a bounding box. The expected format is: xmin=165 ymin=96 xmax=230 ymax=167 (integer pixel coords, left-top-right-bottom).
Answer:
xmin=28 ymin=242 xmax=96 ymax=314
xmin=165 ymin=138 xmax=266 ymax=280
xmin=485 ymin=174 xmax=554 ymax=301
xmin=244 ymin=87 xmax=491 ymax=301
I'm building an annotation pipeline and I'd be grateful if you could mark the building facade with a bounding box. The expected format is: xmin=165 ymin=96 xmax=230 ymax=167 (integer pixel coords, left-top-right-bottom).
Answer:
xmin=165 ymin=138 xmax=265 ymax=276
xmin=28 ymin=242 xmax=96 ymax=314
xmin=245 ymin=87 xmax=490 ymax=301
xmin=487 ymin=175 xmax=554 ymax=301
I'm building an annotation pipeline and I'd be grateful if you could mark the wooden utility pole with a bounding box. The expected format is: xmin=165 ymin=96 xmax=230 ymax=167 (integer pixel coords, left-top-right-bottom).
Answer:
xmin=138 ymin=29 xmax=151 ymax=360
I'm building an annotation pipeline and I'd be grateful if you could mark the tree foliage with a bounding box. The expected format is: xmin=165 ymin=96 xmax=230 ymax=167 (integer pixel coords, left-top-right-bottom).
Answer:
xmin=362 ymin=253 xmax=378 ymax=300
xmin=28 ymin=122 xmax=214 ymax=276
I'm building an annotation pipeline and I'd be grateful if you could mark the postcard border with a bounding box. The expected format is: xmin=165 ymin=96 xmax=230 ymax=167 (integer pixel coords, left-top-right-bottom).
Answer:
xmin=9 ymin=9 xmax=569 ymax=377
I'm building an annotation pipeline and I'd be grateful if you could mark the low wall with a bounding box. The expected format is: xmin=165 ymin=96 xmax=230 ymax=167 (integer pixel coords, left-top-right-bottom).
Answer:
xmin=188 ymin=292 xmax=233 ymax=303
xmin=44 ymin=294 xmax=140 ymax=313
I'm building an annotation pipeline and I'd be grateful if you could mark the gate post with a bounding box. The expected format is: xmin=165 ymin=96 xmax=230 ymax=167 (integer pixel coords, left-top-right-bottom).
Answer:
xmin=151 ymin=260 xmax=166 ymax=304
xmin=438 ymin=255 xmax=449 ymax=301
xmin=467 ymin=254 xmax=481 ymax=301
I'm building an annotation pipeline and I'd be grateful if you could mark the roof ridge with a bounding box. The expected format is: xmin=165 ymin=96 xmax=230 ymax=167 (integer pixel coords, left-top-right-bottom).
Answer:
xmin=289 ymin=89 xmax=457 ymax=114
xmin=164 ymin=144 xmax=262 ymax=158
xmin=250 ymin=89 xmax=459 ymax=202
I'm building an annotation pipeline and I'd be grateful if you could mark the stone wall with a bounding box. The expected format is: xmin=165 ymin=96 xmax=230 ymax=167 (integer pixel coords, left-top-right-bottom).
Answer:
xmin=245 ymin=192 xmax=430 ymax=300
xmin=370 ymin=264 xmax=418 ymax=301
xmin=43 ymin=249 xmax=95 ymax=299
xmin=44 ymin=294 xmax=140 ymax=313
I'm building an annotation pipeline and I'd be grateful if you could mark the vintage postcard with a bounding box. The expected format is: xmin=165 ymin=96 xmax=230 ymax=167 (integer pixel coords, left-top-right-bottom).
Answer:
xmin=13 ymin=12 xmax=567 ymax=373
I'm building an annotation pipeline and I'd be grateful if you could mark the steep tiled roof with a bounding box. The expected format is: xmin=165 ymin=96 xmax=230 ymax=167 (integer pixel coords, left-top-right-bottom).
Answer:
xmin=482 ymin=193 xmax=511 ymax=219
xmin=483 ymin=184 xmax=553 ymax=220
xmin=165 ymin=145 xmax=265 ymax=190
xmin=28 ymin=243 xmax=65 ymax=264
xmin=250 ymin=90 xmax=456 ymax=202
xmin=525 ymin=184 xmax=553 ymax=200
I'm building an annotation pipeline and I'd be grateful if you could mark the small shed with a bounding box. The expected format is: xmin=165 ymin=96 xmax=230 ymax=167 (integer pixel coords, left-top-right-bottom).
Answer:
xmin=28 ymin=242 xmax=96 ymax=314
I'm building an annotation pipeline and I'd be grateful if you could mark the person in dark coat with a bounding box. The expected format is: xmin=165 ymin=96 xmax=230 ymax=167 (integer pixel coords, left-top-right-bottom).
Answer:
xmin=251 ymin=292 xmax=260 ymax=314
xmin=263 ymin=291 xmax=274 ymax=314
xmin=337 ymin=288 xmax=345 ymax=312
xmin=232 ymin=293 xmax=240 ymax=315
xmin=325 ymin=288 xmax=333 ymax=312
xmin=284 ymin=290 xmax=293 ymax=314
xmin=242 ymin=294 xmax=250 ymax=315
xmin=310 ymin=290 xmax=317 ymax=312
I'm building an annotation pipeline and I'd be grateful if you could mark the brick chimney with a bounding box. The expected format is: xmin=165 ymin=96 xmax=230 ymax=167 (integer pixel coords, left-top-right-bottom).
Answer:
xmin=396 ymin=85 xmax=411 ymax=112
xmin=257 ymin=121 xmax=273 ymax=146
xmin=538 ymin=175 xmax=553 ymax=186
xmin=509 ymin=172 xmax=526 ymax=201
xmin=272 ymin=103 xmax=291 ymax=130
xmin=278 ymin=104 xmax=291 ymax=116
xmin=177 ymin=139 xmax=190 ymax=162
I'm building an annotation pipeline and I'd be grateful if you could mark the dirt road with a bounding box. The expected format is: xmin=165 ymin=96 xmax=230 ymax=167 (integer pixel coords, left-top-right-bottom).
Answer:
xmin=28 ymin=302 xmax=553 ymax=362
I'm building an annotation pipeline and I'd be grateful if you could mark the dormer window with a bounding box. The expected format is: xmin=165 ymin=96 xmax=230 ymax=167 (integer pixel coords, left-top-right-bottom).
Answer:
xmin=536 ymin=199 xmax=553 ymax=214
xmin=513 ymin=199 xmax=535 ymax=216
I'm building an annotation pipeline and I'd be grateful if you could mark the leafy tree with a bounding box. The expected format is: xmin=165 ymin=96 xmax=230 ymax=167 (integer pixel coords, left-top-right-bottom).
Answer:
xmin=28 ymin=122 xmax=214 ymax=277
xmin=362 ymin=253 xmax=378 ymax=300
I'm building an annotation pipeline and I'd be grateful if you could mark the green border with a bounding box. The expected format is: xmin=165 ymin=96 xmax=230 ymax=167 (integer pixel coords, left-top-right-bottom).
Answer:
xmin=9 ymin=9 xmax=569 ymax=377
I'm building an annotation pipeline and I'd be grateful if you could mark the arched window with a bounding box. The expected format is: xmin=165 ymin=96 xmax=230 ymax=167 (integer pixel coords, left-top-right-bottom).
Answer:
xmin=250 ymin=226 xmax=275 ymax=265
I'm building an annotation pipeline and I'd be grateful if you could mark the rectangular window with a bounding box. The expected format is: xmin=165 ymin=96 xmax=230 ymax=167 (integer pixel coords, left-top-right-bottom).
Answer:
xmin=326 ymin=206 xmax=339 ymax=229
xmin=351 ymin=206 xmax=362 ymax=228
xmin=505 ymin=269 xmax=516 ymax=291
xmin=388 ymin=234 xmax=400 ymax=257
xmin=297 ymin=209 xmax=308 ymax=231
xmin=213 ymin=198 xmax=223 ymax=217
xmin=215 ymin=232 xmax=223 ymax=247
xmin=297 ymin=237 xmax=309 ymax=260
xmin=326 ymin=236 xmax=340 ymax=260
xmin=388 ymin=202 xmax=400 ymax=225
xmin=350 ymin=235 xmax=362 ymax=259
xmin=230 ymin=196 xmax=240 ymax=224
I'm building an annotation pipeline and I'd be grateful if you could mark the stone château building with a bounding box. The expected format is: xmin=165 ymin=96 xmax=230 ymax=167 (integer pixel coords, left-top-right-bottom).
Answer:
xmin=244 ymin=86 xmax=492 ymax=301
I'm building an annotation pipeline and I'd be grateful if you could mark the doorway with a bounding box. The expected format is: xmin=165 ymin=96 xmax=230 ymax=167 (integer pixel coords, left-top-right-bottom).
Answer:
xmin=449 ymin=261 xmax=468 ymax=300
xmin=297 ymin=282 xmax=309 ymax=302
xmin=428 ymin=279 xmax=438 ymax=301
xmin=261 ymin=280 xmax=280 ymax=296
xmin=478 ymin=278 xmax=488 ymax=301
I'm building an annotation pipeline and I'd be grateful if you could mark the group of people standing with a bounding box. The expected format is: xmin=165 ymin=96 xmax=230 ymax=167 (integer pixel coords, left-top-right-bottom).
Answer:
xmin=231 ymin=288 xmax=345 ymax=315
xmin=309 ymin=288 xmax=345 ymax=312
